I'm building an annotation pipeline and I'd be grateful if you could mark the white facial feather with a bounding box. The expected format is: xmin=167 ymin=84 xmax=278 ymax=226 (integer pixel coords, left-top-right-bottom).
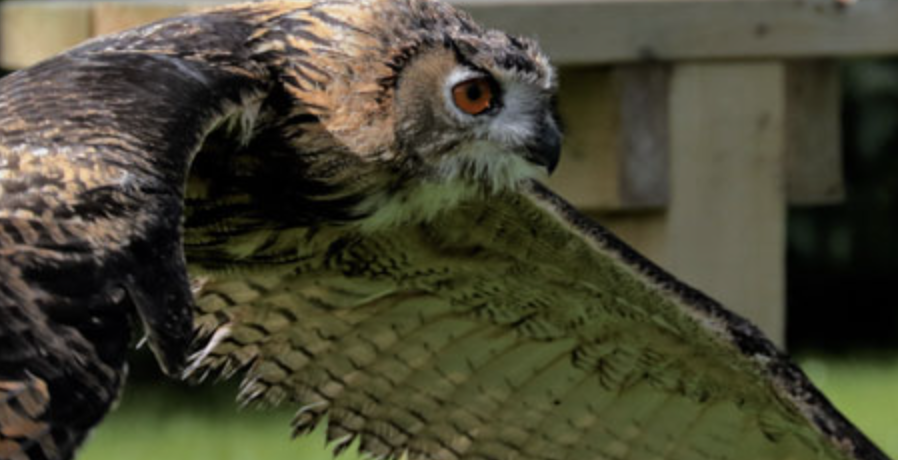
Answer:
xmin=435 ymin=140 xmax=544 ymax=191
xmin=482 ymin=78 xmax=544 ymax=145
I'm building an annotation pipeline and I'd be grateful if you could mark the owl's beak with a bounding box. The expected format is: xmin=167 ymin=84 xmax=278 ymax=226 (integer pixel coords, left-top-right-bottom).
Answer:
xmin=524 ymin=121 xmax=562 ymax=175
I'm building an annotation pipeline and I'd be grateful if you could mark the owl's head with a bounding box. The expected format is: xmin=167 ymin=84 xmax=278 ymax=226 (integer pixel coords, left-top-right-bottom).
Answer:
xmin=264 ymin=0 xmax=561 ymax=228
xmin=392 ymin=27 xmax=561 ymax=191
xmin=295 ymin=0 xmax=560 ymax=192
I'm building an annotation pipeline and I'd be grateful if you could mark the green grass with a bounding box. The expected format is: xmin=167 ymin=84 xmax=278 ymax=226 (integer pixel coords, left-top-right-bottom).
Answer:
xmin=79 ymin=356 xmax=898 ymax=460
xmin=79 ymin=382 xmax=364 ymax=460
xmin=800 ymin=356 xmax=898 ymax=456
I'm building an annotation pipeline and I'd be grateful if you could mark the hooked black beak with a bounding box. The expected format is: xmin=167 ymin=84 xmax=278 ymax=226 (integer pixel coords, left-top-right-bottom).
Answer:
xmin=525 ymin=121 xmax=562 ymax=175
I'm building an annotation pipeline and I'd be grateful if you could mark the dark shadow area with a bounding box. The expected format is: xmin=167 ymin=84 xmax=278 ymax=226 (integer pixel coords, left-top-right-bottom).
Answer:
xmin=788 ymin=59 xmax=898 ymax=352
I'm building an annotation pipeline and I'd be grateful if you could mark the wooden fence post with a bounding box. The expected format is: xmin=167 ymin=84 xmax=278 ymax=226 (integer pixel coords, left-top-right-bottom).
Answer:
xmin=664 ymin=62 xmax=787 ymax=344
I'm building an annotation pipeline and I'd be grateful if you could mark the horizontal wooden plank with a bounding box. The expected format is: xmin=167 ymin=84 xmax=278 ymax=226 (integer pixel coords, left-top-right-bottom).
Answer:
xmin=3 ymin=0 xmax=898 ymax=66
xmin=458 ymin=0 xmax=898 ymax=64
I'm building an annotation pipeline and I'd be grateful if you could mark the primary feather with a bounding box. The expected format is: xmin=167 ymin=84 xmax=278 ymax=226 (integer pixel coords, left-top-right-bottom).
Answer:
xmin=0 ymin=1 xmax=887 ymax=460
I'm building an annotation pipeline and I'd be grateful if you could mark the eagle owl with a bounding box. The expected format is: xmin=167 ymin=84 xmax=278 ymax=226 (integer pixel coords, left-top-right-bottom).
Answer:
xmin=0 ymin=1 xmax=888 ymax=460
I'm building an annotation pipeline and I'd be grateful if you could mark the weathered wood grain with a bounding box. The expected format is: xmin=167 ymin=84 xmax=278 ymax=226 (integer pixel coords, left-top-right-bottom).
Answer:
xmin=548 ymin=65 xmax=669 ymax=210
xmin=664 ymin=62 xmax=787 ymax=344
xmin=458 ymin=0 xmax=898 ymax=64
xmin=786 ymin=60 xmax=845 ymax=205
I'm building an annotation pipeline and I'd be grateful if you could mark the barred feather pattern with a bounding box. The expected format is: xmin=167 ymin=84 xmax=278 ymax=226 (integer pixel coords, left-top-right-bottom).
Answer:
xmin=187 ymin=185 xmax=887 ymax=460
xmin=0 ymin=378 xmax=54 ymax=460
xmin=0 ymin=251 xmax=126 ymax=460
xmin=0 ymin=3 xmax=282 ymax=458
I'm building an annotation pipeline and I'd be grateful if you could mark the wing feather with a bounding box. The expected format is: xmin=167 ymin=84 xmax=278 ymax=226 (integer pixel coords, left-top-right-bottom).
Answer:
xmin=188 ymin=182 xmax=889 ymax=460
xmin=0 ymin=6 xmax=283 ymax=458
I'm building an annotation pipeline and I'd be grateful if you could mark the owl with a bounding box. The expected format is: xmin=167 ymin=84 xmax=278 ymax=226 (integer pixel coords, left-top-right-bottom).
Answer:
xmin=0 ymin=1 xmax=888 ymax=460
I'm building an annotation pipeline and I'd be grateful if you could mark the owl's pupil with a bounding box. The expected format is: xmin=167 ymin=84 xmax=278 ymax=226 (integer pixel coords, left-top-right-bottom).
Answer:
xmin=466 ymin=85 xmax=483 ymax=101
xmin=466 ymin=84 xmax=482 ymax=102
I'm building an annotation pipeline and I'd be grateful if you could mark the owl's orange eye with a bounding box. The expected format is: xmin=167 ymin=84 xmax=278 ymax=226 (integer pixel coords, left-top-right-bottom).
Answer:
xmin=452 ymin=77 xmax=496 ymax=116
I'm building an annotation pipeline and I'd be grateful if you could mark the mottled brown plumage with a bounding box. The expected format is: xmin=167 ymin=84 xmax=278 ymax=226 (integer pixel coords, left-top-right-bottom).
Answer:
xmin=0 ymin=1 xmax=888 ymax=460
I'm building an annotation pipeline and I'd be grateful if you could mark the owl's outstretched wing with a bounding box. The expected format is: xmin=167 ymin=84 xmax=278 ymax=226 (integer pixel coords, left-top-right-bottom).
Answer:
xmin=188 ymin=182 xmax=889 ymax=460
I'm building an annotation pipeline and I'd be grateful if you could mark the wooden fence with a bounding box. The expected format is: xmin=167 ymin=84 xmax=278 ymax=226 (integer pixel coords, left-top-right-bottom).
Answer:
xmin=3 ymin=0 xmax=896 ymax=345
